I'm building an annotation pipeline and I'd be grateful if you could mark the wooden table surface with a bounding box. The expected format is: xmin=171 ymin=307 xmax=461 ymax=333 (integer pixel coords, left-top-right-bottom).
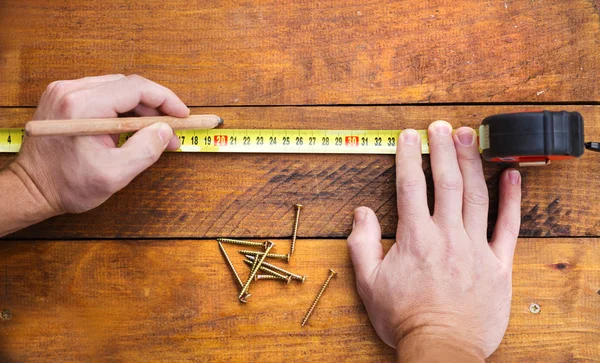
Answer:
xmin=0 ymin=1 xmax=599 ymax=361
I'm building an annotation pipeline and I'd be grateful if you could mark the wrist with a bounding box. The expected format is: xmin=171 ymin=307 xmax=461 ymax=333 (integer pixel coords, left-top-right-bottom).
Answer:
xmin=396 ymin=330 xmax=485 ymax=363
xmin=0 ymin=164 xmax=62 ymax=236
xmin=8 ymin=162 xmax=63 ymax=216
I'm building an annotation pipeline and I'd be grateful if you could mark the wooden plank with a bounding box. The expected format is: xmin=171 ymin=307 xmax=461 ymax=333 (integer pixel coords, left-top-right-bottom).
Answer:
xmin=0 ymin=238 xmax=597 ymax=361
xmin=2 ymin=105 xmax=600 ymax=239
xmin=0 ymin=0 xmax=598 ymax=106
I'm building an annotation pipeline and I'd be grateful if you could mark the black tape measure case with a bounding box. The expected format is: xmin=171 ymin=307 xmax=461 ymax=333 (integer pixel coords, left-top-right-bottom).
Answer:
xmin=481 ymin=111 xmax=585 ymax=165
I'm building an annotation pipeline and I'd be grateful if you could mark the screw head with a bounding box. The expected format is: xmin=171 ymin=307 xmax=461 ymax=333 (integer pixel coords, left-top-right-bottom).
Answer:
xmin=1 ymin=309 xmax=12 ymax=320
xmin=529 ymin=303 xmax=540 ymax=314
xmin=329 ymin=269 xmax=337 ymax=276
xmin=301 ymin=275 xmax=307 ymax=283
xmin=295 ymin=204 xmax=304 ymax=210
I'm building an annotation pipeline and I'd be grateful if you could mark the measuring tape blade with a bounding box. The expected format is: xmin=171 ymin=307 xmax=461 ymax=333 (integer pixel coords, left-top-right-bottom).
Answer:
xmin=0 ymin=129 xmax=25 ymax=153
xmin=0 ymin=128 xmax=486 ymax=154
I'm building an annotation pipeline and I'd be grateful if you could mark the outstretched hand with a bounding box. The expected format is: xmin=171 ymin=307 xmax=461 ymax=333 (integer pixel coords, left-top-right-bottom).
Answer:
xmin=347 ymin=121 xmax=521 ymax=361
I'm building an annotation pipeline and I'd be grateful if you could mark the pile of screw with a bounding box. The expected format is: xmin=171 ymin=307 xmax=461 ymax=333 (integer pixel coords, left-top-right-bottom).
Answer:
xmin=217 ymin=204 xmax=337 ymax=326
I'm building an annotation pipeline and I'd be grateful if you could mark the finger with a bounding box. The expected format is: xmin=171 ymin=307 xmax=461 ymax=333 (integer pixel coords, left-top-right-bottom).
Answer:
xmin=429 ymin=120 xmax=463 ymax=227
xmin=396 ymin=129 xmax=429 ymax=226
xmin=454 ymin=127 xmax=489 ymax=240
xmin=73 ymin=74 xmax=126 ymax=85
xmin=65 ymin=74 xmax=190 ymax=119
xmin=166 ymin=134 xmax=181 ymax=151
xmin=347 ymin=207 xmax=384 ymax=281
xmin=35 ymin=75 xmax=128 ymax=121
xmin=107 ymin=122 xmax=173 ymax=188
xmin=109 ymin=134 xmax=120 ymax=145
xmin=490 ymin=169 xmax=522 ymax=265
xmin=104 ymin=100 xmax=166 ymax=145
xmin=132 ymin=104 xmax=163 ymax=117
xmin=43 ymin=74 xmax=127 ymax=98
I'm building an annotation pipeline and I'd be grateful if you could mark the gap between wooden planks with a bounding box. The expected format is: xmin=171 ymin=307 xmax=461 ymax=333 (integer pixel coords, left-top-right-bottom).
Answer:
xmin=1 ymin=105 xmax=600 ymax=239
xmin=0 ymin=238 xmax=597 ymax=361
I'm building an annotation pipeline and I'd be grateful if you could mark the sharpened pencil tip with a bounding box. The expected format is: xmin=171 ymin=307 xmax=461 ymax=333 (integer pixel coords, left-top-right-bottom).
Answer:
xmin=217 ymin=116 xmax=224 ymax=126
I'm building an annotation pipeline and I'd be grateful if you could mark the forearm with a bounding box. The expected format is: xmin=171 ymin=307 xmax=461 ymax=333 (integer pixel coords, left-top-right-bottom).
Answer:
xmin=397 ymin=333 xmax=485 ymax=363
xmin=0 ymin=165 xmax=59 ymax=237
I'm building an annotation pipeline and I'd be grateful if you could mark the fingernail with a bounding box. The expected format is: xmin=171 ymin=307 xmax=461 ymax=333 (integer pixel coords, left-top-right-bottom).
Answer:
xmin=157 ymin=123 xmax=172 ymax=146
xmin=401 ymin=129 xmax=419 ymax=145
xmin=435 ymin=121 xmax=452 ymax=135
xmin=508 ymin=170 xmax=520 ymax=185
xmin=456 ymin=128 xmax=475 ymax=146
xmin=353 ymin=208 xmax=367 ymax=228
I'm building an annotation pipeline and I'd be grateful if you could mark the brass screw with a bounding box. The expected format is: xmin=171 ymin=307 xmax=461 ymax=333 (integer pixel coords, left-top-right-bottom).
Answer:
xmin=529 ymin=303 xmax=541 ymax=314
xmin=291 ymin=204 xmax=303 ymax=255
xmin=246 ymin=255 xmax=307 ymax=283
xmin=239 ymin=250 xmax=290 ymax=263
xmin=239 ymin=241 xmax=275 ymax=300
xmin=1 ymin=309 xmax=12 ymax=321
xmin=217 ymin=238 xmax=269 ymax=249
xmin=255 ymin=274 xmax=292 ymax=283
xmin=243 ymin=259 xmax=292 ymax=283
xmin=217 ymin=242 xmax=251 ymax=302
xmin=301 ymin=269 xmax=337 ymax=327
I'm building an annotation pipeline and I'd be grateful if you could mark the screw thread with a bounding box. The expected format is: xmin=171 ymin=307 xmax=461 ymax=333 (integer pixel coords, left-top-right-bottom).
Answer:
xmin=301 ymin=269 xmax=336 ymax=327
xmin=218 ymin=242 xmax=251 ymax=302
xmin=239 ymin=250 xmax=289 ymax=262
xmin=239 ymin=242 xmax=275 ymax=300
xmin=245 ymin=255 xmax=304 ymax=281
xmin=218 ymin=242 xmax=243 ymax=288
xmin=217 ymin=238 xmax=267 ymax=248
xmin=255 ymin=274 xmax=290 ymax=282
xmin=291 ymin=206 xmax=302 ymax=255
xmin=243 ymin=259 xmax=291 ymax=282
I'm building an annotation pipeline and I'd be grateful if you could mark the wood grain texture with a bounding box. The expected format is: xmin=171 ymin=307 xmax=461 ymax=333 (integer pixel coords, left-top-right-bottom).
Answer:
xmin=0 ymin=0 xmax=599 ymax=106
xmin=0 ymin=238 xmax=597 ymax=361
xmin=0 ymin=0 xmax=597 ymax=361
xmin=2 ymin=105 xmax=600 ymax=239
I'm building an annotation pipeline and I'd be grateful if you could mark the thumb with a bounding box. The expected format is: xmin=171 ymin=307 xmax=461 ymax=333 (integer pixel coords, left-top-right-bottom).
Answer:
xmin=347 ymin=207 xmax=384 ymax=282
xmin=110 ymin=122 xmax=172 ymax=186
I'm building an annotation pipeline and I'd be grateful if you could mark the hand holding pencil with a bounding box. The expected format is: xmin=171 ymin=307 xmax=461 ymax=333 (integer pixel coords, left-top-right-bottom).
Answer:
xmin=10 ymin=74 xmax=215 ymax=216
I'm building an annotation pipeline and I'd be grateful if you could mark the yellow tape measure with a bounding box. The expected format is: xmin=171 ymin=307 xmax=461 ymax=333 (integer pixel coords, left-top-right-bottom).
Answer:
xmin=0 ymin=128 xmax=487 ymax=154
xmin=0 ymin=129 xmax=24 ymax=153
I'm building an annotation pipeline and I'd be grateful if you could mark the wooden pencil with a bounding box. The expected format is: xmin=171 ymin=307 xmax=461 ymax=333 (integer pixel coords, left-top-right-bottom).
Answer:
xmin=24 ymin=114 xmax=223 ymax=137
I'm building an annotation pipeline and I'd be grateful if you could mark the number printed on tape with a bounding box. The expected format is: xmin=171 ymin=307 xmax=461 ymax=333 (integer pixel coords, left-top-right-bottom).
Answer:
xmin=156 ymin=129 xmax=430 ymax=154
xmin=0 ymin=128 xmax=441 ymax=154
